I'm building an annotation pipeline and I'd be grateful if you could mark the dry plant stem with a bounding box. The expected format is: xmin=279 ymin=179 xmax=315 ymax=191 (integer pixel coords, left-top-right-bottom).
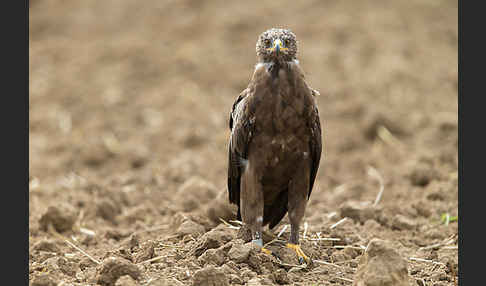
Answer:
xmin=408 ymin=257 xmax=445 ymax=266
xmin=229 ymin=220 xmax=244 ymax=225
xmin=137 ymin=255 xmax=171 ymax=264
xmin=277 ymin=224 xmax=288 ymax=237
xmin=377 ymin=125 xmax=403 ymax=149
xmin=64 ymin=239 xmax=101 ymax=265
xmin=308 ymin=237 xmax=341 ymax=241
xmin=334 ymin=276 xmax=354 ymax=283
xmin=330 ymin=217 xmax=348 ymax=229
xmin=419 ymin=234 xmax=457 ymax=250
xmin=263 ymin=238 xmax=286 ymax=248
xmin=219 ymin=217 xmax=241 ymax=229
xmin=47 ymin=223 xmax=101 ymax=265
xmin=367 ymin=166 xmax=385 ymax=207
xmin=314 ymin=259 xmax=344 ymax=269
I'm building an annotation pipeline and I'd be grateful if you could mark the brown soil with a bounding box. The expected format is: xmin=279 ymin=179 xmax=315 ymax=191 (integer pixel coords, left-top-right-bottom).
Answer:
xmin=29 ymin=1 xmax=458 ymax=285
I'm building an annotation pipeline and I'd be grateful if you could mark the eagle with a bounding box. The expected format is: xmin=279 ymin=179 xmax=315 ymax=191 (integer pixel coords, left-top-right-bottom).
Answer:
xmin=227 ymin=28 xmax=322 ymax=263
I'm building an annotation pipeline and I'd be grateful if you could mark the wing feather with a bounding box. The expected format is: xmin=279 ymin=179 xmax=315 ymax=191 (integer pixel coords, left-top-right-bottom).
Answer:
xmin=227 ymin=88 xmax=252 ymax=216
xmin=308 ymin=102 xmax=322 ymax=198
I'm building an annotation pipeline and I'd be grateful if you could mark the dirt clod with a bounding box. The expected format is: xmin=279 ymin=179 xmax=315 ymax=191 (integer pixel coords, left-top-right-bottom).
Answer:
xmin=192 ymin=265 xmax=229 ymax=286
xmin=120 ymin=234 xmax=140 ymax=251
xmin=105 ymin=228 xmax=131 ymax=241
xmin=205 ymin=190 xmax=238 ymax=225
xmin=174 ymin=177 xmax=219 ymax=212
xmin=409 ymin=163 xmax=438 ymax=187
xmin=177 ymin=219 xmax=206 ymax=237
xmin=134 ymin=240 xmax=156 ymax=263
xmin=272 ymin=269 xmax=290 ymax=285
xmin=343 ymin=246 xmax=361 ymax=259
xmin=147 ymin=277 xmax=184 ymax=286
xmin=30 ymin=274 xmax=57 ymax=286
xmin=247 ymin=277 xmax=265 ymax=286
xmin=39 ymin=204 xmax=77 ymax=232
xmin=247 ymin=247 xmax=274 ymax=273
xmin=228 ymin=242 xmax=253 ymax=263
xmin=31 ymin=239 xmax=61 ymax=253
xmin=229 ymin=274 xmax=244 ymax=284
xmin=412 ymin=203 xmax=432 ymax=218
xmin=80 ymin=256 xmax=98 ymax=271
xmin=97 ymin=198 xmax=122 ymax=223
xmin=96 ymin=257 xmax=141 ymax=286
xmin=391 ymin=214 xmax=417 ymax=231
xmin=115 ymin=275 xmax=139 ymax=286
xmin=236 ymin=225 xmax=253 ymax=242
xmin=57 ymin=256 xmax=78 ymax=277
xmin=339 ymin=201 xmax=380 ymax=224
xmin=198 ymin=247 xmax=226 ymax=266
xmin=353 ymin=239 xmax=410 ymax=286
xmin=191 ymin=225 xmax=235 ymax=257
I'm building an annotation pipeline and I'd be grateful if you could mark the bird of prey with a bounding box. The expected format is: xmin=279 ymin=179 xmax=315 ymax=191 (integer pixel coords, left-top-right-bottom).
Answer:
xmin=227 ymin=28 xmax=322 ymax=263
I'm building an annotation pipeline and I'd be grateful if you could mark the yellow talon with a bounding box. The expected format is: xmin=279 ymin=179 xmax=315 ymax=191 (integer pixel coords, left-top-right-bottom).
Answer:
xmin=286 ymin=243 xmax=310 ymax=264
xmin=261 ymin=247 xmax=272 ymax=255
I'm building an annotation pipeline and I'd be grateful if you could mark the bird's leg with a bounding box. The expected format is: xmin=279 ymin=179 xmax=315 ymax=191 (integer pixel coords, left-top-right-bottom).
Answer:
xmin=287 ymin=203 xmax=310 ymax=264
xmin=286 ymin=171 xmax=311 ymax=264
xmin=240 ymin=163 xmax=272 ymax=255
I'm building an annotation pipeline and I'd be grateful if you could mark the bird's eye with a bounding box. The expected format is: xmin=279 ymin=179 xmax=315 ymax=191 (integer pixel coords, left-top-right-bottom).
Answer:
xmin=264 ymin=39 xmax=271 ymax=47
xmin=285 ymin=39 xmax=290 ymax=46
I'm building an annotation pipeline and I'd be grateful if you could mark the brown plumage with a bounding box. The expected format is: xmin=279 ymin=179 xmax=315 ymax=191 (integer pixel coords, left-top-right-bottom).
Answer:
xmin=227 ymin=28 xmax=322 ymax=263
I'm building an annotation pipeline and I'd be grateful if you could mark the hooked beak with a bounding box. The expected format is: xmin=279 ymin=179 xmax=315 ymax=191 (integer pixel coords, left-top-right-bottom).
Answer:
xmin=266 ymin=38 xmax=288 ymax=55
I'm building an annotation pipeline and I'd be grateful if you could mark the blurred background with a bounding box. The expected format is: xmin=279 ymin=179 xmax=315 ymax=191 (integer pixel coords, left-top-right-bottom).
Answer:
xmin=29 ymin=0 xmax=457 ymax=284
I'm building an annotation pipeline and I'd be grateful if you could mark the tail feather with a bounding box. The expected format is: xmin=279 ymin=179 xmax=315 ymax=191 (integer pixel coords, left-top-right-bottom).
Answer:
xmin=263 ymin=189 xmax=289 ymax=229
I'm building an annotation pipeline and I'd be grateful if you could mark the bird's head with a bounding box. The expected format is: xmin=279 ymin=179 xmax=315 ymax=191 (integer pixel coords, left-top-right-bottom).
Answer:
xmin=256 ymin=28 xmax=298 ymax=63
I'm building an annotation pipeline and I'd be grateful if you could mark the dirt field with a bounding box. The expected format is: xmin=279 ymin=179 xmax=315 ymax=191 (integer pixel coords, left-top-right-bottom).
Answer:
xmin=29 ymin=1 xmax=458 ymax=285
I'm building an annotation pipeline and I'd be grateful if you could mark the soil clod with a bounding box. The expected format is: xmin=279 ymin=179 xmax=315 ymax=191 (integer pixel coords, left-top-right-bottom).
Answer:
xmin=31 ymin=239 xmax=61 ymax=253
xmin=30 ymin=274 xmax=57 ymax=286
xmin=353 ymin=239 xmax=410 ymax=286
xmin=339 ymin=201 xmax=380 ymax=224
xmin=192 ymin=265 xmax=229 ymax=286
xmin=134 ymin=240 xmax=156 ymax=263
xmin=115 ymin=275 xmax=139 ymax=286
xmin=391 ymin=214 xmax=417 ymax=231
xmin=191 ymin=225 xmax=235 ymax=257
xmin=39 ymin=204 xmax=77 ymax=233
xmin=198 ymin=247 xmax=227 ymax=266
xmin=96 ymin=257 xmax=141 ymax=286
xmin=177 ymin=219 xmax=206 ymax=237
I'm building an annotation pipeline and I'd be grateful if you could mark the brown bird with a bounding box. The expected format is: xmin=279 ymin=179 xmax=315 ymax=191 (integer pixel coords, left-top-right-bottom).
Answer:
xmin=227 ymin=28 xmax=322 ymax=263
